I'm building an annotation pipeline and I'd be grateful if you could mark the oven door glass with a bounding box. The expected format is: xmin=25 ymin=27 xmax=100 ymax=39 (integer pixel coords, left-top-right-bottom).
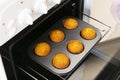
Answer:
xmin=69 ymin=38 xmax=120 ymax=80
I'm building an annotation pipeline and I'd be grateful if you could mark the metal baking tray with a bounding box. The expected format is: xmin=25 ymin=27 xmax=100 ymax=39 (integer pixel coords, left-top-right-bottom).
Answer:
xmin=28 ymin=16 xmax=102 ymax=75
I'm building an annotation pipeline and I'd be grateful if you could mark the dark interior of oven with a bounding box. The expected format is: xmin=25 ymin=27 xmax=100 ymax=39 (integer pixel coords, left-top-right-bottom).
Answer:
xmin=1 ymin=0 xmax=84 ymax=80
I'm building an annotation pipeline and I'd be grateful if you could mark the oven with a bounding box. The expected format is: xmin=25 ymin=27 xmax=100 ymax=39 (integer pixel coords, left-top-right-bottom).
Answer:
xmin=0 ymin=0 xmax=120 ymax=80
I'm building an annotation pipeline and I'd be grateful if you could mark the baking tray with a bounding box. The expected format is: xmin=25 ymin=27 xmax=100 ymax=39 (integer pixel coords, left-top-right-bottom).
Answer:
xmin=28 ymin=16 xmax=102 ymax=75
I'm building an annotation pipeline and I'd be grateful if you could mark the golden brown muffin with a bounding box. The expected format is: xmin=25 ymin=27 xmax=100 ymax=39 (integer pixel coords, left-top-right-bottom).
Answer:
xmin=80 ymin=27 xmax=96 ymax=40
xmin=67 ymin=40 xmax=84 ymax=54
xmin=52 ymin=53 xmax=70 ymax=69
xmin=63 ymin=18 xmax=78 ymax=30
xmin=50 ymin=30 xmax=65 ymax=42
xmin=34 ymin=42 xmax=51 ymax=57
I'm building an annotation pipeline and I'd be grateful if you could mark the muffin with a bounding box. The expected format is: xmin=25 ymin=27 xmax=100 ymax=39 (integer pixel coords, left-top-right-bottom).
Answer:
xmin=52 ymin=53 xmax=70 ymax=69
xmin=81 ymin=27 xmax=96 ymax=40
xmin=34 ymin=42 xmax=51 ymax=57
xmin=50 ymin=30 xmax=65 ymax=42
xmin=63 ymin=18 xmax=78 ymax=30
xmin=67 ymin=40 xmax=84 ymax=54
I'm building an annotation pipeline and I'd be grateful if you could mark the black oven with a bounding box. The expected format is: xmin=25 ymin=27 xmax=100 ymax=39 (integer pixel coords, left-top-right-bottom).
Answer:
xmin=0 ymin=0 xmax=84 ymax=80
xmin=0 ymin=0 xmax=120 ymax=80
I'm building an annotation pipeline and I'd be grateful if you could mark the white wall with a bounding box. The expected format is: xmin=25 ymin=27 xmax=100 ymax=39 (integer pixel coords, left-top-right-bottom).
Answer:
xmin=90 ymin=0 xmax=120 ymax=41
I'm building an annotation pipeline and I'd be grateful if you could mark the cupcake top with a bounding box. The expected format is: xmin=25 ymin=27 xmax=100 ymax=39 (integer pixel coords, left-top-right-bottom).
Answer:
xmin=34 ymin=42 xmax=51 ymax=57
xmin=52 ymin=53 xmax=70 ymax=69
xmin=81 ymin=27 xmax=96 ymax=40
xmin=67 ymin=40 xmax=84 ymax=54
xmin=63 ymin=18 xmax=78 ymax=30
xmin=50 ymin=29 xmax=65 ymax=42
